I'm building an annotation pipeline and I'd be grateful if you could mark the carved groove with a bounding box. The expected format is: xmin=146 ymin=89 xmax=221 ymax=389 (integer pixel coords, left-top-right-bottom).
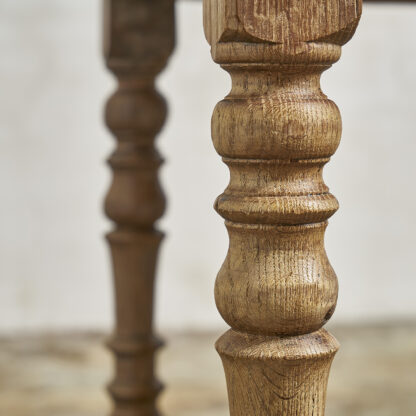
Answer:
xmin=204 ymin=1 xmax=361 ymax=415
xmin=104 ymin=1 xmax=174 ymax=415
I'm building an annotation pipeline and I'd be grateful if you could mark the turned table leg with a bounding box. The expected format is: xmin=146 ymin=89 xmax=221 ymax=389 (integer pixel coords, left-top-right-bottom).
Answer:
xmin=103 ymin=1 xmax=174 ymax=415
xmin=204 ymin=1 xmax=361 ymax=414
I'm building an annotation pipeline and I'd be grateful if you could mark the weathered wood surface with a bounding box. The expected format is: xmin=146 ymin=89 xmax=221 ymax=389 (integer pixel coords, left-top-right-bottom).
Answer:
xmin=103 ymin=1 xmax=175 ymax=415
xmin=364 ymin=0 xmax=416 ymax=2
xmin=204 ymin=0 xmax=361 ymax=414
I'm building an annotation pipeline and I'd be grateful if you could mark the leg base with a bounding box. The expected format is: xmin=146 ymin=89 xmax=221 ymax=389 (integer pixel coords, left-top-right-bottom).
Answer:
xmin=216 ymin=329 xmax=339 ymax=416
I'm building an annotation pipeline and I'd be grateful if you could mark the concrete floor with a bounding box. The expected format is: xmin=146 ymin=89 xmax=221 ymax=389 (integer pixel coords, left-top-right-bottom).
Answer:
xmin=0 ymin=324 xmax=415 ymax=416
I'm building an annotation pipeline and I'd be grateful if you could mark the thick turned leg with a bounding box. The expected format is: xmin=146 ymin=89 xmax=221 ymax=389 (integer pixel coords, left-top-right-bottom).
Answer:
xmin=204 ymin=1 xmax=362 ymax=415
xmin=103 ymin=1 xmax=174 ymax=415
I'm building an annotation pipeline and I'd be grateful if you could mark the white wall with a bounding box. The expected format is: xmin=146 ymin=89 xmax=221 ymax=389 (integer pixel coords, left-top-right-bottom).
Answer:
xmin=0 ymin=0 xmax=415 ymax=333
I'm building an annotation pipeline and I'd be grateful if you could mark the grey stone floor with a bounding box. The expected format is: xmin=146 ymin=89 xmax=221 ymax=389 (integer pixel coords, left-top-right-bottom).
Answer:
xmin=0 ymin=324 xmax=415 ymax=416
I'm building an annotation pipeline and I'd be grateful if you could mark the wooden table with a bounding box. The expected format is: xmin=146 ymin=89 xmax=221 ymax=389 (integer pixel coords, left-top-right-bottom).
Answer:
xmin=102 ymin=1 xmax=412 ymax=415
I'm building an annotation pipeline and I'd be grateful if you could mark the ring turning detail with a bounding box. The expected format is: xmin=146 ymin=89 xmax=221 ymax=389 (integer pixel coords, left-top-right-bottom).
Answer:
xmin=204 ymin=1 xmax=362 ymax=414
xmin=103 ymin=1 xmax=175 ymax=415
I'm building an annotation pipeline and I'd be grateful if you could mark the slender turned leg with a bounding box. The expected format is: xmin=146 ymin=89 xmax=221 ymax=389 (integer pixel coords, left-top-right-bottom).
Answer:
xmin=103 ymin=1 xmax=174 ymax=415
xmin=204 ymin=1 xmax=361 ymax=414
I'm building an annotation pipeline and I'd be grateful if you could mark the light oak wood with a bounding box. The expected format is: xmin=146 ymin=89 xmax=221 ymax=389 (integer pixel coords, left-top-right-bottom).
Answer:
xmin=364 ymin=0 xmax=416 ymax=2
xmin=103 ymin=1 xmax=174 ymax=415
xmin=204 ymin=1 xmax=361 ymax=414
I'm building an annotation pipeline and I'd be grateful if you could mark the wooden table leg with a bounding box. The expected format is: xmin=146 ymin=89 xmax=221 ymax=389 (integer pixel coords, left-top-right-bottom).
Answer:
xmin=103 ymin=1 xmax=174 ymax=415
xmin=204 ymin=1 xmax=361 ymax=414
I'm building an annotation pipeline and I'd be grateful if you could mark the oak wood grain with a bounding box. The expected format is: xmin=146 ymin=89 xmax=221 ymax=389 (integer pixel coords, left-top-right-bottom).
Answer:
xmin=204 ymin=1 xmax=362 ymax=414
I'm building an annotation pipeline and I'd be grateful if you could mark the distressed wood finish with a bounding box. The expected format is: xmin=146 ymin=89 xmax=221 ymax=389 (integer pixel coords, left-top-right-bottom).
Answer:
xmin=204 ymin=1 xmax=361 ymax=414
xmin=103 ymin=1 xmax=174 ymax=415
xmin=364 ymin=0 xmax=416 ymax=2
